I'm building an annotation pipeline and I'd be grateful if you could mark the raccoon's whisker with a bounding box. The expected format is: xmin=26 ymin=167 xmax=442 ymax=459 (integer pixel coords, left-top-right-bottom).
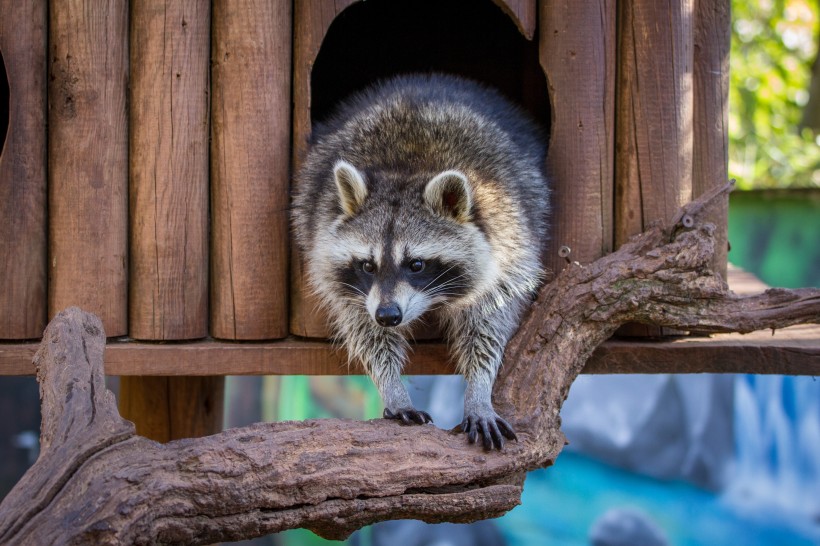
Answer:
xmin=420 ymin=265 xmax=461 ymax=293
xmin=422 ymin=278 xmax=469 ymax=299
xmin=335 ymin=281 xmax=368 ymax=298
xmin=426 ymin=280 xmax=469 ymax=294
xmin=424 ymin=281 xmax=469 ymax=299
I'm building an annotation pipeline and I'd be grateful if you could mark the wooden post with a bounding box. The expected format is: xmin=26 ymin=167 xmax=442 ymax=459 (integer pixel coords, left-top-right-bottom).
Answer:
xmin=0 ymin=0 xmax=47 ymax=339
xmin=539 ymin=0 xmax=616 ymax=277
xmin=210 ymin=0 xmax=292 ymax=340
xmin=614 ymin=0 xmax=695 ymax=336
xmin=48 ymin=0 xmax=129 ymax=336
xmin=615 ymin=0 xmax=695 ymax=241
xmin=129 ymin=0 xmax=210 ymax=340
xmin=290 ymin=0 xmax=358 ymax=338
xmin=693 ymin=0 xmax=730 ymax=278
xmin=119 ymin=376 xmax=224 ymax=442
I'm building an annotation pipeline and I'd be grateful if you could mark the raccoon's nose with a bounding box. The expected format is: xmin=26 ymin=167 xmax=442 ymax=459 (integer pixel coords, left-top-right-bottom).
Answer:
xmin=375 ymin=304 xmax=402 ymax=327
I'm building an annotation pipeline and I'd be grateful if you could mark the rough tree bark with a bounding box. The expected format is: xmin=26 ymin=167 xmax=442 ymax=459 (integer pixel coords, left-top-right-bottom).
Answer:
xmin=1 ymin=182 xmax=818 ymax=545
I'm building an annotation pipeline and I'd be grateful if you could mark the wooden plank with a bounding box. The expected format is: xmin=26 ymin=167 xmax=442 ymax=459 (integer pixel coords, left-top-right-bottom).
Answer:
xmin=491 ymin=0 xmax=536 ymax=40
xmin=119 ymin=376 xmax=224 ymax=441
xmin=129 ymin=0 xmax=210 ymax=340
xmin=585 ymin=325 xmax=820 ymax=375
xmin=693 ymin=0 xmax=731 ymax=278
xmin=290 ymin=0 xmax=358 ymax=338
xmin=539 ymin=0 xmax=616 ymax=277
xmin=210 ymin=0 xmax=292 ymax=340
xmin=614 ymin=0 xmax=694 ymax=336
xmin=0 ymin=0 xmax=47 ymax=339
xmin=2 ymin=325 xmax=818 ymax=377
xmin=48 ymin=0 xmax=129 ymax=336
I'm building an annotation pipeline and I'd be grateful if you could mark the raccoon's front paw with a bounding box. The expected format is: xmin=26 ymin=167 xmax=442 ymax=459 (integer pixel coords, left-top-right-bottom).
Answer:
xmin=383 ymin=407 xmax=434 ymax=425
xmin=460 ymin=412 xmax=518 ymax=451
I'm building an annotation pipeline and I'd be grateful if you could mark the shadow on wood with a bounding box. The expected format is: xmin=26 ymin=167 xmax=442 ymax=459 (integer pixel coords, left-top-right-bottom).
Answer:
xmin=0 ymin=182 xmax=818 ymax=545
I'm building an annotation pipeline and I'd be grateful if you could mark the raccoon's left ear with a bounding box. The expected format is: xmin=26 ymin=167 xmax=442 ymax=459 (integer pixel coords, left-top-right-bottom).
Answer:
xmin=333 ymin=160 xmax=368 ymax=217
xmin=424 ymin=170 xmax=472 ymax=223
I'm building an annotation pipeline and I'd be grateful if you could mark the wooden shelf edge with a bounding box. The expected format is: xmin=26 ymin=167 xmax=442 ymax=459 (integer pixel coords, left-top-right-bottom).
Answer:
xmin=2 ymin=324 xmax=818 ymax=377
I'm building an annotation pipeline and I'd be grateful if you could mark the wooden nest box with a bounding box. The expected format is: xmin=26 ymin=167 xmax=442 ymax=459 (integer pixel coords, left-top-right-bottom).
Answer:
xmin=1 ymin=0 xmax=815 ymax=442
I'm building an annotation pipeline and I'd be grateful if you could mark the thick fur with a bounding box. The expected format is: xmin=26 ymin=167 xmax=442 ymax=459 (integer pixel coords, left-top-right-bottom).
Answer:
xmin=292 ymin=74 xmax=549 ymax=449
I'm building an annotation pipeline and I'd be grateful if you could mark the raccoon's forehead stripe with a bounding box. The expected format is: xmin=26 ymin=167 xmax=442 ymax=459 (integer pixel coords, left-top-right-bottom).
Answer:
xmin=400 ymin=240 xmax=474 ymax=263
xmin=379 ymin=219 xmax=397 ymax=270
xmin=319 ymin=232 xmax=377 ymax=265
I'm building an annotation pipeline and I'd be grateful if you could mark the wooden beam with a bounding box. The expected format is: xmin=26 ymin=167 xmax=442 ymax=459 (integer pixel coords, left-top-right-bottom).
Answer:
xmin=3 ymin=268 xmax=816 ymax=376
xmin=1 ymin=325 xmax=817 ymax=377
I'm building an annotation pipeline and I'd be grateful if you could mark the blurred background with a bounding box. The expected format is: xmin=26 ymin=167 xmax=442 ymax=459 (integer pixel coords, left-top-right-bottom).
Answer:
xmin=2 ymin=0 xmax=819 ymax=544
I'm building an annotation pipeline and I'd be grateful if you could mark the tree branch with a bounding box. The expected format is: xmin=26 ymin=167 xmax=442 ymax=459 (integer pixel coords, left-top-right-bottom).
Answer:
xmin=1 ymin=181 xmax=818 ymax=545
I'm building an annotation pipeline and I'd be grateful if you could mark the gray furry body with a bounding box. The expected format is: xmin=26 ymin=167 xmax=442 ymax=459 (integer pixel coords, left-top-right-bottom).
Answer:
xmin=292 ymin=74 xmax=549 ymax=449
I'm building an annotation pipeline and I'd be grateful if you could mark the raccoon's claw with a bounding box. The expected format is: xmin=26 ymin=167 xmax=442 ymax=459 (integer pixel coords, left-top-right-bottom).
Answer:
xmin=383 ymin=407 xmax=434 ymax=426
xmin=460 ymin=413 xmax=518 ymax=451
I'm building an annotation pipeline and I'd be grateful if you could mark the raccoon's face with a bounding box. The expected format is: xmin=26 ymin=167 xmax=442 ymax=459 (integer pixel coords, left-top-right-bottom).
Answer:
xmin=313 ymin=160 xmax=498 ymax=328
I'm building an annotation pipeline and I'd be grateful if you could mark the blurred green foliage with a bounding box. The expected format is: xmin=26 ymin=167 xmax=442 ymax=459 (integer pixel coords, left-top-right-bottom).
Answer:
xmin=730 ymin=0 xmax=820 ymax=189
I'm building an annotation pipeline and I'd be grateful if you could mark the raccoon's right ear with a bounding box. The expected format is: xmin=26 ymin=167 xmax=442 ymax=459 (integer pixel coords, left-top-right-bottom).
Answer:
xmin=424 ymin=170 xmax=472 ymax=223
xmin=333 ymin=160 xmax=368 ymax=217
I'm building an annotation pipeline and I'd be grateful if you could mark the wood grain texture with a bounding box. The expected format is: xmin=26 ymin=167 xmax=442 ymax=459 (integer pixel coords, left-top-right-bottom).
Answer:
xmin=539 ymin=0 xmax=616 ymax=277
xmin=290 ymin=0 xmax=359 ymax=338
xmin=693 ymin=0 xmax=730 ymax=277
xmin=615 ymin=0 xmax=695 ymax=240
xmin=210 ymin=0 xmax=292 ymax=340
xmin=48 ymin=0 xmax=129 ymax=336
xmin=119 ymin=376 xmax=224 ymax=442
xmin=129 ymin=0 xmax=210 ymax=340
xmin=2 ymin=188 xmax=818 ymax=544
xmin=0 ymin=0 xmax=47 ymax=339
xmin=491 ymin=0 xmax=536 ymax=40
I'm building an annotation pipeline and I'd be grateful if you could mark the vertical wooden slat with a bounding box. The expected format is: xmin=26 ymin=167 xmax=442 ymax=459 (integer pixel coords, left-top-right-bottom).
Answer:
xmin=614 ymin=0 xmax=695 ymax=337
xmin=540 ymin=0 xmax=617 ymax=276
xmin=0 ymin=0 xmax=47 ymax=339
xmin=119 ymin=376 xmax=224 ymax=442
xmin=129 ymin=0 xmax=210 ymax=340
xmin=48 ymin=0 xmax=129 ymax=336
xmin=615 ymin=0 xmax=695 ymax=241
xmin=290 ymin=0 xmax=358 ymax=338
xmin=693 ymin=0 xmax=730 ymax=278
xmin=210 ymin=0 xmax=292 ymax=340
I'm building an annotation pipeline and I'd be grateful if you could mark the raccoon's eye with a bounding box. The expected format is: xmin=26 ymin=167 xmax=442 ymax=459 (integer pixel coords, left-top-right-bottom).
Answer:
xmin=408 ymin=259 xmax=425 ymax=273
xmin=361 ymin=260 xmax=376 ymax=274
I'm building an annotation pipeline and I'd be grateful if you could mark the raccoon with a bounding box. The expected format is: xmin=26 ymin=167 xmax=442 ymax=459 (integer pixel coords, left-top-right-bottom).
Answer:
xmin=292 ymin=73 xmax=549 ymax=450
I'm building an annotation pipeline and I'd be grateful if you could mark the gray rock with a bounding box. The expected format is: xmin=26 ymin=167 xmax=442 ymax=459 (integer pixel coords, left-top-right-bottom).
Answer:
xmin=589 ymin=507 xmax=669 ymax=546
xmin=561 ymin=374 xmax=735 ymax=490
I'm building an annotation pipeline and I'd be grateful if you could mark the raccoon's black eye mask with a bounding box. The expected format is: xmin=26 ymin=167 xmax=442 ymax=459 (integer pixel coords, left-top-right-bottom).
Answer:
xmin=335 ymin=257 xmax=468 ymax=301
xmin=358 ymin=258 xmax=425 ymax=276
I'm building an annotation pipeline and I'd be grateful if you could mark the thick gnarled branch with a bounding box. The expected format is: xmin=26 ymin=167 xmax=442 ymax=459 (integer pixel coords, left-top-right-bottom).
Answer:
xmin=1 ymin=182 xmax=818 ymax=545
